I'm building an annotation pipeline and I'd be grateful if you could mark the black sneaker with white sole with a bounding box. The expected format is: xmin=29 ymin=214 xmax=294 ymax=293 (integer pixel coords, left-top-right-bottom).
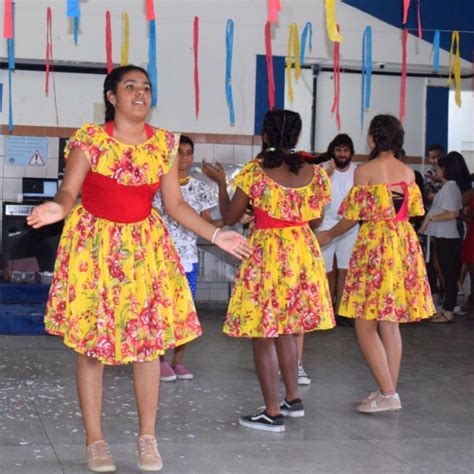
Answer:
xmin=239 ymin=408 xmax=285 ymax=432
xmin=280 ymin=398 xmax=305 ymax=417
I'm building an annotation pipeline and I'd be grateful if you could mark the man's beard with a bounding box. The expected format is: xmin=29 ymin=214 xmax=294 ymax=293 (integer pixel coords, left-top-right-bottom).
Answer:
xmin=333 ymin=157 xmax=351 ymax=169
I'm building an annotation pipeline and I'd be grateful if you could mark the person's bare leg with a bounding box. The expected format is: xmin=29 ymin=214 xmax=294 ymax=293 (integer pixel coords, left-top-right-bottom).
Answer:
xmin=275 ymin=335 xmax=299 ymax=401
xmin=378 ymin=321 xmax=402 ymax=389
xmin=76 ymin=354 xmax=105 ymax=445
xmin=335 ymin=268 xmax=348 ymax=315
xmin=171 ymin=345 xmax=186 ymax=366
xmin=252 ymin=338 xmax=280 ymax=416
xmin=294 ymin=333 xmax=304 ymax=362
xmin=327 ymin=270 xmax=336 ymax=308
xmin=354 ymin=319 xmax=395 ymax=395
xmin=133 ymin=359 xmax=160 ymax=435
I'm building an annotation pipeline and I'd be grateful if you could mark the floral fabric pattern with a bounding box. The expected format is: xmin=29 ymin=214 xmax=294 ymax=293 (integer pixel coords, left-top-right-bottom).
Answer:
xmin=338 ymin=184 xmax=435 ymax=322
xmin=45 ymin=124 xmax=201 ymax=365
xmin=224 ymin=160 xmax=335 ymax=338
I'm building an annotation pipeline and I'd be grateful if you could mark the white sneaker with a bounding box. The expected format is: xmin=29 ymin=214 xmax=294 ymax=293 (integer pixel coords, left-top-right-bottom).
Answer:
xmin=357 ymin=392 xmax=402 ymax=413
xmin=297 ymin=361 xmax=311 ymax=386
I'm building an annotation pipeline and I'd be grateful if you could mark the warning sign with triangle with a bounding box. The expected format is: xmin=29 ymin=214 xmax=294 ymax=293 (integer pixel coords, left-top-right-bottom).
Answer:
xmin=28 ymin=150 xmax=45 ymax=166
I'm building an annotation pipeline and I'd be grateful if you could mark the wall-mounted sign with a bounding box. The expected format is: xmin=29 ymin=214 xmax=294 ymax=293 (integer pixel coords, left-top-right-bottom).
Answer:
xmin=6 ymin=136 xmax=48 ymax=166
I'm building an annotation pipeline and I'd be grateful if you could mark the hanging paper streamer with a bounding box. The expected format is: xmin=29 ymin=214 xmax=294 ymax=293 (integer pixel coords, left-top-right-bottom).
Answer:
xmin=105 ymin=11 xmax=113 ymax=73
xmin=447 ymin=31 xmax=461 ymax=107
xmin=402 ymin=0 xmax=411 ymax=25
xmin=146 ymin=0 xmax=155 ymax=21
xmin=4 ymin=0 xmax=13 ymax=38
xmin=331 ymin=25 xmax=341 ymax=130
xmin=265 ymin=21 xmax=276 ymax=111
xmin=193 ymin=16 xmax=200 ymax=118
xmin=121 ymin=13 xmax=129 ymax=66
xmin=417 ymin=0 xmax=422 ymax=39
xmin=325 ymin=0 xmax=343 ymax=43
xmin=147 ymin=19 xmax=157 ymax=107
xmin=299 ymin=22 xmax=312 ymax=66
xmin=286 ymin=23 xmax=300 ymax=104
xmin=433 ymin=30 xmax=440 ymax=71
xmin=225 ymin=19 xmax=235 ymax=126
xmin=267 ymin=0 xmax=281 ymax=24
xmin=45 ymin=7 xmax=59 ymax=125
xmin=66 ymin=0 xmax=80 ymax=44
xmin=400 ymin=29 xmax=408 ymax=124
xmin=45 ymin=7 xmax=52 ymax=95
xmin=7 ymin=1 xmax=15 ymax=132
xmin=360 ymin=26 xmax=372 ymax=130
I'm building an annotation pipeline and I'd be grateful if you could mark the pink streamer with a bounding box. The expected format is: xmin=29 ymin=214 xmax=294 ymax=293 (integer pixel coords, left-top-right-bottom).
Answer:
xmin=400 ymin=29 xmax=408 ymax=123
xmin=3 ymin=0 xmax=13 ymax=38
xmin=45 ymin=7 xmax=52 ymax=95
xmin=265 ymin=21 xmax=275 ymax=110
xmin=193 ymin=16 xmax=200 ymax=118
xmin=331 ymin=25 xmax=341 ymax=130
xmin=146 ymin=0 xmax=155 ymax=21
xmin=417 ymin=0 xmax=422 ymax=39
xmin=106 ymin=11 xmax=113 ymax=73
xmin=402 ymin=0 xmax=410 ymax=25
xmin=267 ymin=0 xmax=281 ymax=24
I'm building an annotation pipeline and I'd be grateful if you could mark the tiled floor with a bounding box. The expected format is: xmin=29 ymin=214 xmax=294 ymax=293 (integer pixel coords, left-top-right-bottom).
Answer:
xmin=0 ymin=308 xmax=473 ymax=473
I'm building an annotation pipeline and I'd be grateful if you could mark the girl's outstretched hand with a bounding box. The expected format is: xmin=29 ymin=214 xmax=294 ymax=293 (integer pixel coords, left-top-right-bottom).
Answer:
xmin=27 ymin=201 xmax=64 ymax=229
xmin=214 ymin=230 xmax=252 ymax=259
xmin=202 ymin=161 xmax=226 ymax=185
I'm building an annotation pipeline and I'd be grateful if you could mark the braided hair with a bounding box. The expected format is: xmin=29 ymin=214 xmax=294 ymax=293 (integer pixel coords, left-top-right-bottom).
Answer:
xmin=367 ymin=115 xmax=404 ymax=160
xmin=258 ymin=109 xmax=303 ymax=174
xmin=103 ymin=65 xmax=151 ymax=122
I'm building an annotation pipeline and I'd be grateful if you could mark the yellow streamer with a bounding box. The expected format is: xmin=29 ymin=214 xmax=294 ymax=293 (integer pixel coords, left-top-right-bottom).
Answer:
xmin=447 ymin=31 xmax=461 ymax=107
xmin=121 ymin=13 xmax=129 ymax=66
xmin=286 ymin=23 xmax=300 ymax=104
xmin=325 ymin=0 xmax=343 ymax=43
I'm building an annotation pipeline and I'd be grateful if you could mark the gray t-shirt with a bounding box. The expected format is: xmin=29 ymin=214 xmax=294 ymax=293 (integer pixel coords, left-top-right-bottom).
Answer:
xmin=425 ymin=180 xmax=462 ymax=238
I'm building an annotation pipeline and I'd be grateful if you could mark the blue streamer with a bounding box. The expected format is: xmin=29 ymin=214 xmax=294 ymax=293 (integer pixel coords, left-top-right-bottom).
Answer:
xmin=74 ymin=17 xmax=79 ymax=44
xmin=360 ymin=26 xmax=372 ymax=131
xmin=66 ymin=0 xmax=80 ymax=17
xmin=299 ymin=22 xmax=312 ymax=65
xmin=8 ymin=69 xmax=13 ymax=132
xmin=433 ymin=30 xmax=440 ymax=71
xmin=225 ymin=19 xmax=235 ymax=127
xmin=147 ymin=20 xmax=158 ymax=108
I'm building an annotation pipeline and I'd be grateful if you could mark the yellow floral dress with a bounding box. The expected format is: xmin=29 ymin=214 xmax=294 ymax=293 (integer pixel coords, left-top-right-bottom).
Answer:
xmin=338 ymin=183 xmax=435 ymax=321
xmin=45 ymin=124 xmax=201 ymax=365
xmin=224 ymin=160 xmax=335 ymax=338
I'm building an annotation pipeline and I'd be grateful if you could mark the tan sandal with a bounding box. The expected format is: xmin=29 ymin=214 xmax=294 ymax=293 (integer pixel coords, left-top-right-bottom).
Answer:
xmin=429 ymin=311 xmax=455 ymax=323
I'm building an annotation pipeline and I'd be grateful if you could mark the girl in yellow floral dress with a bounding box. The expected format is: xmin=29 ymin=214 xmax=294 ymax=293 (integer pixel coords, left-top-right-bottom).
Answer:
xmin=317 ymin=115 xmax=435 ymax=414
xmin=203 ymin=110 xmax=335 ymax=432
xmin=27 ymin=65 xmax=250 ymax=473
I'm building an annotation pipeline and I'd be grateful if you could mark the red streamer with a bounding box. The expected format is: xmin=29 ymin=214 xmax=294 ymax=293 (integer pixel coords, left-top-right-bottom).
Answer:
xmin=417 ymin=0 xmax=422 ymax=39
xmin=402 ymin=0 xmax=410 ymax=25
xmin=146 ymin=0 xmax=155 ymax=21
xmin=106 ymin=11 xmax=113 ymax=73
xmin=265 ymin=21 xmax=275 ymax=111
xmin=400 ymin=29 xmax=408 ymax=124
xmin=267 ymin=0 xmax=282 ymax=24
xmin=193 ymin=16 xmax=200 ymax=118
xmin=3 ymin=0 xmax=13 ymax=38
xmin=331 ymin=25 xmax=341 ymax=130
xmin=45 ymin=7 xmax=52 ymax=95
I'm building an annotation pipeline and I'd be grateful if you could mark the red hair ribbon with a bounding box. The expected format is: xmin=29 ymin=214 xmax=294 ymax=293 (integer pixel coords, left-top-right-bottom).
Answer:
xmin=402 ymin=0 xmax=410 ymax=25
xmin=267 ymin=0 xmax=281 ymax=24
xmin=265 ymin=21 xmax=275 ymax=110
xmin=331 ymin=25 xmax=341 ymax=130
xmin=193 ymin=16 xmax=200 ymax=118
xmin=45 ymin=7 xmax=52 ymax=95
xmin=400 ymin=29 xmax=408 ymax=123
xmin=417 ymin=0 xmax=422 ymax=39
xmin=106 ymin=11 xmax=113 ymax=73
xmin=3 ymin=0 xmax=13 ymax=38
xmin=146 ymin=0 xmax=155 ymax=21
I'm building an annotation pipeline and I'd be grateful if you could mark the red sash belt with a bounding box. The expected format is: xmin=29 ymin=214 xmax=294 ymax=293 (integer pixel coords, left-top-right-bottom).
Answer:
xmin=82 ymin=172 xmax=160 ymax=223
xmin=254 ymin=208 xmax=307 ymax=229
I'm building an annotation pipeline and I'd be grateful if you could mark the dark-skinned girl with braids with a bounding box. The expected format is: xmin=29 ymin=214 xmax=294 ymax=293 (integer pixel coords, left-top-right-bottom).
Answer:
xmin=203 ymin=110 xmax=335 ymax=432
xmin=317 ymin=115 xmax=435 ymax=413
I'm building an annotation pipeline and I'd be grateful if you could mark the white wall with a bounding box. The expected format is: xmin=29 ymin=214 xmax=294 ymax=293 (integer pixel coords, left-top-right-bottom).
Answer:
xmin=0 ymin=0 xmax=469 ymax=134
